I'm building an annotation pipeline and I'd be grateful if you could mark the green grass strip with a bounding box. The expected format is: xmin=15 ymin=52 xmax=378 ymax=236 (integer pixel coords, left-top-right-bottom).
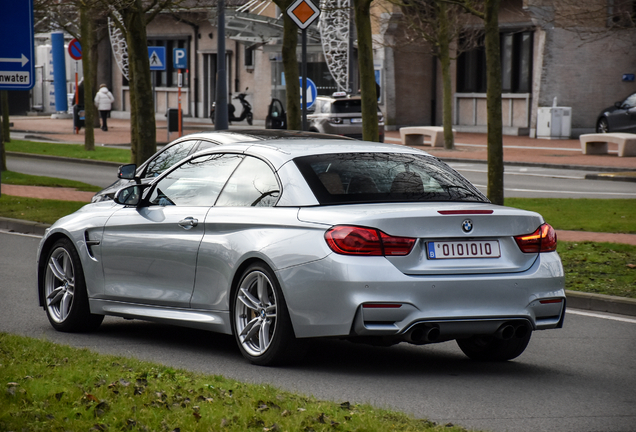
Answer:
xmin=0 ymin=333 xmax=469 ymax=432
xmin=1 ymin=170 xmax=102 ymax=192
xmin=0 ymin=196 xmax=87 ymax=225
xmin=6 ymin=139 xmax=131 ymax=164
xmin=559 ymin=241 xmax=636 ymax=298
xmin=505 ymin=198 xmax=636 ymax=234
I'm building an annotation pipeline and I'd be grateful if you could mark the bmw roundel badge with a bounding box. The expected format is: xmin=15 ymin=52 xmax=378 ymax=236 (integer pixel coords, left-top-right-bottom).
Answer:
xmin=462 ymin=219 xmax=473 ymax=233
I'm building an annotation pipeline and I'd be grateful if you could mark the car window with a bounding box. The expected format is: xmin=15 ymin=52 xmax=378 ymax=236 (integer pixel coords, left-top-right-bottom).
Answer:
xmin=148 ymin=153 xmax=243 ymax=206
xmin=331 ymin=99 xmax=362 ymax=114
xmin=144 ymin=140 xmax=198 ymax=178
xmin=294 ymin=153 xmax=488 ymax=204
xmin=216 ymin=156 xmax=280 ymax=207
xmin=623 ymin=93 xmax=636 ymax=108
xmin=196 ymin=140 xmax=221 ymax=152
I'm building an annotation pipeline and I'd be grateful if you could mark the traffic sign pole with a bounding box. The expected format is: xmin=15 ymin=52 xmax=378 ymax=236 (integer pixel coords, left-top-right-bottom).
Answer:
xmin=302 ymin=29 xmax=307 ymax=131
xmin=178 ymin=69 xmax=183 ymax=137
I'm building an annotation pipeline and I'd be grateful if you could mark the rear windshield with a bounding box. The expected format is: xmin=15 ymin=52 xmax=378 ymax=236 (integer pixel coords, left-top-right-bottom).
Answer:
xmin=294 ymin=153 xmax=488 ymax=204
xmin=331 ymin=99 xmax=362 ymax=114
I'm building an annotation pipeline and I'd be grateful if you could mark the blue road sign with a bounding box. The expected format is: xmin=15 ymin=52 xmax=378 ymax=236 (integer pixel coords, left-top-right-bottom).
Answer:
xmin=299 ymin=77 xmax=317 ymax=109
xmin=148 ymin=46 xmax=166 ymax=71
xmin=173 ymin=48 xmax=187 ymax=69
xmin=0 ymin=0 xmax=35 ymax=90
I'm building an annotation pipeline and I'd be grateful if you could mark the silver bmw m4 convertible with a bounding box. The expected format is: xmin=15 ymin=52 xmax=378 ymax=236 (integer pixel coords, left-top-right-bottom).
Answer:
xmin=36 ymin=139 xmax=565 ymax=365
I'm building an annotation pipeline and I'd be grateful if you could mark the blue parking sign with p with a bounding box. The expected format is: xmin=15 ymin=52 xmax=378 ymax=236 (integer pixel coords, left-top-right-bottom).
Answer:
xmin=173 ymin=48 xmax=187 ymax=69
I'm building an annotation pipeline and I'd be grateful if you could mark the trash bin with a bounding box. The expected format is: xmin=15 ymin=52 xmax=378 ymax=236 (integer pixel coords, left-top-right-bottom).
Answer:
xmin=73 ymin=104 xmax=85 ymax=130
xmin=166 ymin=108 xmax=180 ymax=132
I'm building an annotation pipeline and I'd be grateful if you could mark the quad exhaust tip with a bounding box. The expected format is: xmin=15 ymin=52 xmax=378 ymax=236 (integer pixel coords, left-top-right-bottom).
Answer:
xmin=404 ymin=324 xmax=440 ymax=345
xmin=495 ymin=322 xmax=529 ymax=340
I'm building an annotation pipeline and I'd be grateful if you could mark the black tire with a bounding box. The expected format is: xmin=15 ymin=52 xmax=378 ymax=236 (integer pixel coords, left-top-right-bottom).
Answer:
xmin=231 ymin=263 xmax=306 ymax=365
xmin=596 ymin=117 xmax=609 ymax=133
xmin=456 ymin=331 xmax=531 ymax=362
xmin=247 ymin=112 xmax=253 ymax=126
xmin=43 ymin=238 xmax=104 ymax=332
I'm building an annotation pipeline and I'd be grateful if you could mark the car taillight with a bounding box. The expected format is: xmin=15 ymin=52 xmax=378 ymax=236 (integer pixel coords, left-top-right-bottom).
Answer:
xmin=514 ymin=223 xmax=557 ymax=253
xmin=325 ymin=225 xmax=416 ymax=256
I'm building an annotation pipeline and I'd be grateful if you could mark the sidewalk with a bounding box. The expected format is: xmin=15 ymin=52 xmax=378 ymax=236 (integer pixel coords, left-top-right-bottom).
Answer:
xmin=3 ymin=115 xmax=636 ymax=317
xmin=8 ymin=115 xmax=636 ymax=172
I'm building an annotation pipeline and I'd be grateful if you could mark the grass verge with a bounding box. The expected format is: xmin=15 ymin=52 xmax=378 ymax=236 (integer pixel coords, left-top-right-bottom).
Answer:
xmin=505 ymin=198 xmax=636 ymax=234
xmin=6 ymin=139 xmax=130 ymax=164
xmin=0 ymin=196 xmax=87 ymax=225
xmin=1 ymin=170 xmax=102 ymax=192
xmin=0 ymin=333 xmax=468 ymax=432
xmin=559 ymin=241 xmax=636 ymax=298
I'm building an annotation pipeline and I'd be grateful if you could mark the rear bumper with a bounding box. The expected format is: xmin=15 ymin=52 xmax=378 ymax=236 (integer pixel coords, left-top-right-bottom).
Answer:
xmin=276 ymin=252 xmax=565 ymax=338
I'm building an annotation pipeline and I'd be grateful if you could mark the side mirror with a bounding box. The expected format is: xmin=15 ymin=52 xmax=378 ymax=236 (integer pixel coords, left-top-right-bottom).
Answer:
xmin=114 ymin=184 xmax=149 ymax=206
xmin=615 ymin=101 xmax=623 ymax=108
xmin=118 ymin=164 xmax=137 ymax=180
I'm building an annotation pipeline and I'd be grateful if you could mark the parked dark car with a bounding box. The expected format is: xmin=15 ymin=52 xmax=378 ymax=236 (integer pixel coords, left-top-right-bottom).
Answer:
xmin=596 ymin=92 xmax=636 ymax=133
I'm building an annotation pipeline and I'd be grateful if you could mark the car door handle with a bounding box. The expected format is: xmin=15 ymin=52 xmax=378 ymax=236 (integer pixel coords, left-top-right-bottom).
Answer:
xmin=178 ymin=217 xmax=198 ymax=230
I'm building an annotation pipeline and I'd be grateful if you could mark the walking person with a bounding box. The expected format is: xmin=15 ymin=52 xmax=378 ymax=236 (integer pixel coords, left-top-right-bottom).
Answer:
xmin=94 ymin=84 xmax=115 ymax=131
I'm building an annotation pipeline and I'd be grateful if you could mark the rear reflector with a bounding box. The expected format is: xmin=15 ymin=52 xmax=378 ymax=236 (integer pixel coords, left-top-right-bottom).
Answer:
xmin=514 ymin=223 xmax=557 ymax=253
xmin=437 ymin=210 xmax=494 ymax=215
xmin=325 ymin=225 xmax=416 ymax=256
xmin=540 ymin=299 xmax=563 ymax=304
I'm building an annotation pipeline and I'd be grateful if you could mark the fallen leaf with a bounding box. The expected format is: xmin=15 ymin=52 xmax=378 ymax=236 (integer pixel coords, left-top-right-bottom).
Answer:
xmin=193 ymin=412 xmax=202 ymax=421
xmin=627 ymin=264 xmax=636 ymax=269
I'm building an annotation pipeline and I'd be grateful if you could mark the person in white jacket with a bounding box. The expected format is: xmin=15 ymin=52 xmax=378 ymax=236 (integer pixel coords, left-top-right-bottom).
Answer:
xmin=94 ymin=84 xmax=115 ymax=131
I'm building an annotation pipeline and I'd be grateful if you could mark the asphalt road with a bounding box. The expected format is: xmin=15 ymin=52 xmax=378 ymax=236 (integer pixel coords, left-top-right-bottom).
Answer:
xmin=7 ymin=154 xmax=635 ymax=199
xmin=2 ymin=231 xmax=635 ymax=432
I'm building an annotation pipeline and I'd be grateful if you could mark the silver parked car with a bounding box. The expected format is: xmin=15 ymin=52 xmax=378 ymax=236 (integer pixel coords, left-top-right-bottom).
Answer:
xmin=37 ymin=140 xmax=565 ymax=365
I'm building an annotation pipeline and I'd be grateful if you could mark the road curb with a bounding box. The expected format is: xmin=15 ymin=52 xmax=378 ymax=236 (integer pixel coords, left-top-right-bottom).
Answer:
xmin=1 ymin=215 xmax=634 ymax=317
xmin=7 ymin=151 xmax=122 ymax=167
xmin=566 ymin=290 xmax=636 ymax=317
xmin=0 ymin=217 xmax=49 ymax=236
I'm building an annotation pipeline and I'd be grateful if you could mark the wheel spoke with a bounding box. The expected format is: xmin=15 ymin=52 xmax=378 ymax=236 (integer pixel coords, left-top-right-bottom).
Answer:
xmin=47 ymin=287 xmax=65 ymax=306
xmin=242 ymin=318 xmax=262 ymax=343
xmin=48 ymin=257 xmax=66 ymax=282
xmin=239 ymin=288 xmax=260 ymax=310
xmin=257 ymin=274 xmax=269 ymax=305
xmin=60 ymin=292 xmax=73 ymax=320
xmin=265 ymin=304 xmax=276 ymax=318
xmin=259 ymin=319 xmax=271 ymax=351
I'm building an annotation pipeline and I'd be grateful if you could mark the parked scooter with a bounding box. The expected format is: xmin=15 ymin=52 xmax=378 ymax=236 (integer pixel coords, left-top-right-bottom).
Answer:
xmin=210 ymin=88 xmax=253 ymax=125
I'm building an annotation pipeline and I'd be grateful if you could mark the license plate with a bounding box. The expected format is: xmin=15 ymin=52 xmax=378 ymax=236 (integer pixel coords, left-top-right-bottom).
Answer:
xmin=350 ymin=118 xmax=362 ymax=123
xmin=427 ymin=240 xmax=500 ymax=259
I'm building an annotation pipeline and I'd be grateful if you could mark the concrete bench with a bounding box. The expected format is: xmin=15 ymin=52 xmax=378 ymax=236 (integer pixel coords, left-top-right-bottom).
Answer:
xmin=399 ymin=126 xmax=456 ymax=148
xmin=579 ymin=133 xmax=636 ymax=157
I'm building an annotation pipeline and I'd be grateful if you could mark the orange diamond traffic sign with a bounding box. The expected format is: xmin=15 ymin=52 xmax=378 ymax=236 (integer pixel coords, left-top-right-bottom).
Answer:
xmin=286 ymin=0 xmax=320 ymax=30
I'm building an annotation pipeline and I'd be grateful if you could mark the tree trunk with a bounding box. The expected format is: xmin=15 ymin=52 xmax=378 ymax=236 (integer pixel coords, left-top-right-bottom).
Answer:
xmin=122 ymin=0 xmax=156 ymax=166
xmin=353 ymin=0 xmax=379 ymax=142
xmin=437 ymin=2 xmax=454 ymax=150
xmin=1 ymin=91 xmax=9 ymax=144
xmin=80 ymin=3 xmax=95 ymax=151
xmin=484 ymin=0 xmax=503 ymax=205
xmin=274 ymin=0 xmax=301 ymax=131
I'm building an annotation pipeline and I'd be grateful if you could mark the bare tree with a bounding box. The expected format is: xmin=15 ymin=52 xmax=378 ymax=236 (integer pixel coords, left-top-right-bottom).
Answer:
xmin=451 ymin=0 xmax=504 ymax=205
xmin=353 ymin=0 xmax=380 ymax=142
xmin=386 ymin=0 xmax=478 ymax=149
xmin=272 ymin=0 xmax=302 ymax=131
xmin=33 ymin=0 xmax=107 ymax=151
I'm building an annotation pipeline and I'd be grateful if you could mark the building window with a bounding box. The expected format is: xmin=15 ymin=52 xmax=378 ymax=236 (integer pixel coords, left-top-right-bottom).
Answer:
xmin=148 ymin=38 xmax=189 ymax=88
xmin=457 ymin=30 xmax=533 ymax=93
xmin=244 ymin=46 xmax=254 ymax=68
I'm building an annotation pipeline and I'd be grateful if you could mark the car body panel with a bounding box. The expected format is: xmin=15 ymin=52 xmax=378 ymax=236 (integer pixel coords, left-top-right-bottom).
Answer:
xmin=37 ymin=139 xmax=565 ymax=355
xmin=597 ymin=92 xmax=636 ymax=133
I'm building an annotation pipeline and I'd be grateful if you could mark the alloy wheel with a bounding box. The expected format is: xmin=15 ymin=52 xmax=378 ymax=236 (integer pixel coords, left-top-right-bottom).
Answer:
xmin=44 ymin=247 xmax=76 ymax=323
